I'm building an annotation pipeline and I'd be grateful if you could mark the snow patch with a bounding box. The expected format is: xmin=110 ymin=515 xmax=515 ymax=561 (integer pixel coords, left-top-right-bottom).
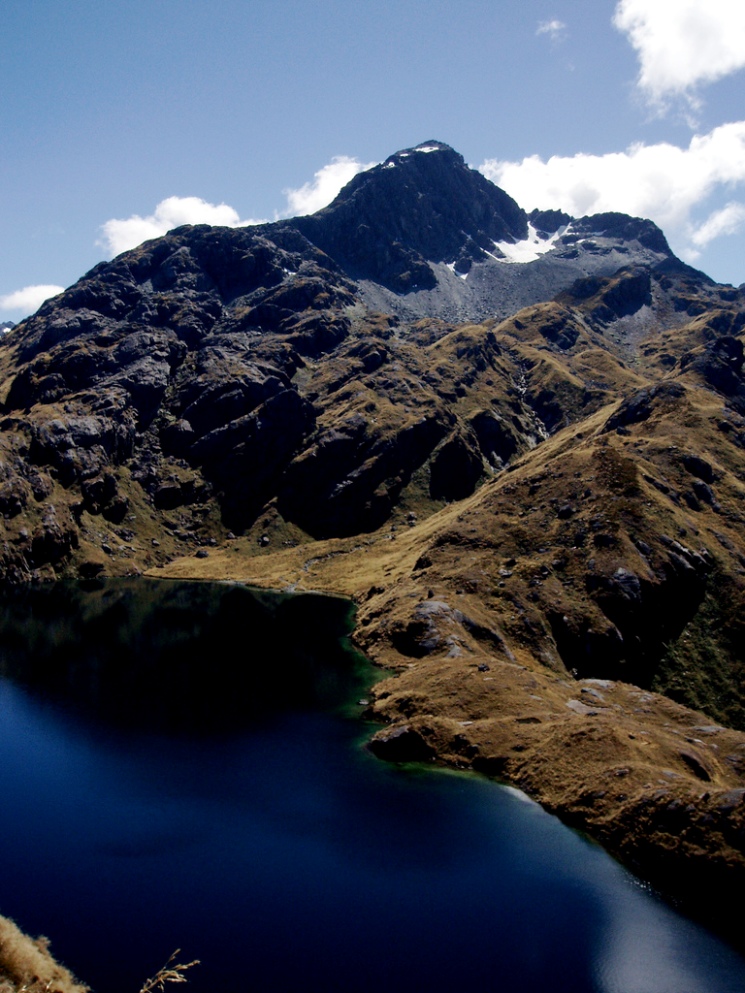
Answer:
xmin=446 ymin=262 xmax=468 ymax=280
xmin=492 ymin=223 xmax=567 ymax=264
xmin=414 ymin=144 xmax=441 ymax=153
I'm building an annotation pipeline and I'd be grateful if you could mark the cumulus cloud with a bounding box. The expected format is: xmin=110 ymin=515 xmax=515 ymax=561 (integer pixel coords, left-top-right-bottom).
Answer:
xmin=97 ymin=157 xmax=375 ymax=258
xmin=536 ymin=19 xmax=567 ymax=42
xmin=479 ymin=121 xmax=745 ymax=260
xmin=481 ymin=123 xmax=743 ymax=228
xmin=0 ymin=284 xmax=65 ymax=313
xmin=282 ymin=156 xmax=376 ymax=216
xmin=99 ymin=196 xmax=264 ymax=257
xmin=689 ymin=201 xmax=745 ymax=248
xmin=613 ymin=0 xmax=745 ymax=110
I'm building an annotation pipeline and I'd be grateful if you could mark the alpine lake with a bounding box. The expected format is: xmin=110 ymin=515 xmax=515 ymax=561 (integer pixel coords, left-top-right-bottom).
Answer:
xmin=0 ymin=579 xmax=743 ymax=993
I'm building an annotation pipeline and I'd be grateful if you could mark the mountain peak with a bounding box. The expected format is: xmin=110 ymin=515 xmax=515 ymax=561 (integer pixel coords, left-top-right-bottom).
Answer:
xmin=382 ymin=139 xmax=462 ymax=163
xmin=293 ymin=140 xmax=527 ymax=292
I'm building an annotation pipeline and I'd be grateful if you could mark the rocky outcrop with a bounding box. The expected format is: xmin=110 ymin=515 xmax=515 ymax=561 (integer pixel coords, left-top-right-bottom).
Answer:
xmin=294 ymin=142 xmax=528 ymax=292
xmin=0 ymin=141 xmax=739 ymax=576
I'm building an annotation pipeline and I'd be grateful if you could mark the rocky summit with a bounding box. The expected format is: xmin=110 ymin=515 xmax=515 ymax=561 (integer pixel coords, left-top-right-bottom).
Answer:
xmin=3 ymin=141 xmax=745 ymax=930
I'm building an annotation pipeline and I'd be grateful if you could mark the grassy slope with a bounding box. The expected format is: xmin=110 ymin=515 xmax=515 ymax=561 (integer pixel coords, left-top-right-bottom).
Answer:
xmin=154 ymin=312 xmax=745 ymax=924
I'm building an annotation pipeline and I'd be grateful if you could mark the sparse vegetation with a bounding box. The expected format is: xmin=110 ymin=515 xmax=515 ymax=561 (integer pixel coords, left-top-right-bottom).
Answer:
xmin=0 ymin=915 xmax=201 ymax=993
xmin=0 ymin=915 xmax=88 ymax=993
xmin=138 ymin=951 xmax=199 ymax=993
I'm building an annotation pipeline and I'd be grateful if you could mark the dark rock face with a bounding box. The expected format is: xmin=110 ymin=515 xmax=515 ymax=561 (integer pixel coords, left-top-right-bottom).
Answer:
xmin=536 ymin=313 xmax=580 ymax=350
xmin=278 ymin=410 xmax=449 ymax=538
xmin=603 ymin=382 xmax=686 ymax=433
xmin=0 ymin=138 xmax=741 ymax=579
xmin=529 ymin=208 xmax=573 ymax=236
xmin=368 ymin=723 xmax=436 ymax=762
xmin=468 ymin=409 xmax=520 ymax=466
xmin=571 ymin=213 xmax=671 ymax=255
xmin=574 ymin=543 xmax=711 ymax=686
xmin=429 ymin=432 xmax=483 ymax=501
xmin=0 ymin=223 xmax=359 ymax=550
xmin=591 ymin=269 xmax=652 ymax=322
xmin=683 ymin=335 xmax=745 ymax=410
xmin=294 ymin=142 xmax=528 ymax=293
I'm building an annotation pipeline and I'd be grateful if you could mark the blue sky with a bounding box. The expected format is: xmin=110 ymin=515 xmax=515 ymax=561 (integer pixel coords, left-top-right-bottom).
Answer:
xmin=2 ymin=0 xmax=745 ymax=321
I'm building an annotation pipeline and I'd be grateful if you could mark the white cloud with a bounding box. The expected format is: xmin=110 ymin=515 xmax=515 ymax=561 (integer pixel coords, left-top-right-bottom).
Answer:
xmin=479 ymin=121 xmax=745 ymax=262
xmin=690 ymin=201 xmax=745 ymax=248
xmin=97 ymin=158 xmax=375 ymax=258
xmin=536 ymin=19 xmax=567 ymax=42
xmin=4 ymin=157 xmax=371 ymax=313
xmin=0 ymin=284 xmax=65 ymax=313
xmin=99 ymin=196 xmax=264 ymax=257
xmin=613 ymin=0 xmax=745 ymax=110
xmin=480 ymin=121 xmax=745 ymax=226
xmin=281 ymin=156 xmax=376 ymax=216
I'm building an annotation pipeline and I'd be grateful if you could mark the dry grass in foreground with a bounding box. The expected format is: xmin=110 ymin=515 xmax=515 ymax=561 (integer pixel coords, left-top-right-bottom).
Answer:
xmin=0 ymin=913 xmax=199 ymax=993
xmin=0 ymin=915 xmax=88 ymax=993
xmin=138 ymin=951 xmax=199 ymax=992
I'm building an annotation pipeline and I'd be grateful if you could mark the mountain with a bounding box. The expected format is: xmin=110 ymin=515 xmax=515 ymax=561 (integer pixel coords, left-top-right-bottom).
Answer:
xmin=2 ymin=141 xmax=745 ymax=930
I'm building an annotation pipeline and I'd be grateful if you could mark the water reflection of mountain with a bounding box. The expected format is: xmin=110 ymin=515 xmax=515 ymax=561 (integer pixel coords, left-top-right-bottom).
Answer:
xmin=0 ymin=579 xmax=366 ymax=729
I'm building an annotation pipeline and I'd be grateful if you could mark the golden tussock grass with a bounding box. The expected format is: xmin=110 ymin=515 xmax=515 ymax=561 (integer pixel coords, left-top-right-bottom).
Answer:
xmin=138 ymin=951 xmax=199 ymax=993
xmin=0 ymin=914 xmax=200 ymax=993
xmin=0 ymin=915 xmax=88 ymax=993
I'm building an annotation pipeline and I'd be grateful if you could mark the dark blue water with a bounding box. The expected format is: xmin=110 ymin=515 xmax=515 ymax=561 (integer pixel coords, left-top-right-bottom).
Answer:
xmin=0 ymin=583 xmax=743 ymax=993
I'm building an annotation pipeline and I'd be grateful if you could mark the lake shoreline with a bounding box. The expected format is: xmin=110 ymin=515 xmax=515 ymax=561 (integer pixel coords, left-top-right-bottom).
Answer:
xmin=1 ymin=572 xmax=745 ymax=991
xmin=155 ymin=535 xmax=745 ymax=951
